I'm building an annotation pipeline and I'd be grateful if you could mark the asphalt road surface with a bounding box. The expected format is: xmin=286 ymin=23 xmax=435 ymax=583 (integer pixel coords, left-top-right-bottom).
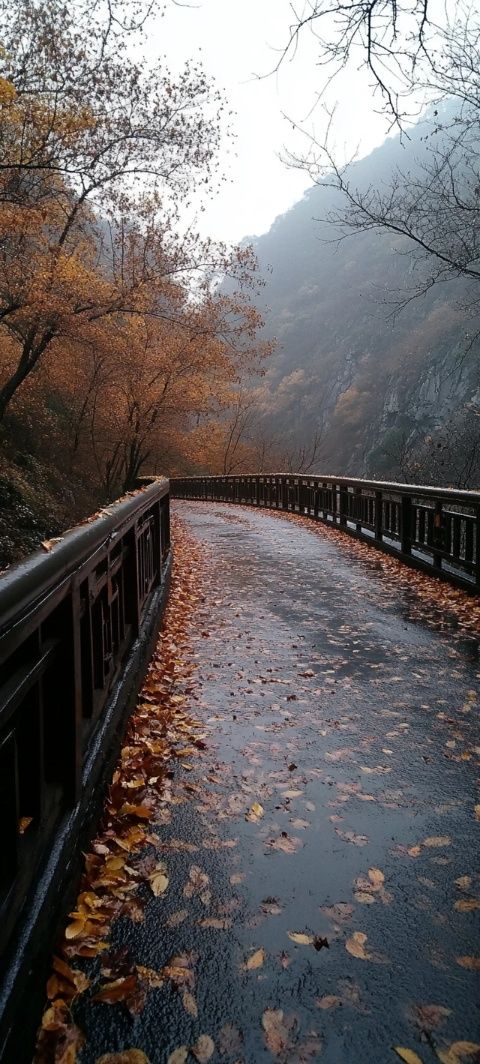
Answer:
xmin=64 ymin=502 xmax=480 ymax=1064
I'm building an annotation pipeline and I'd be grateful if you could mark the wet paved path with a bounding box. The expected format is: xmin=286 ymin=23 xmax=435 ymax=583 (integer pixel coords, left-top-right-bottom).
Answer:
xmin=43 ymin=503 xmax=480 ymax=1064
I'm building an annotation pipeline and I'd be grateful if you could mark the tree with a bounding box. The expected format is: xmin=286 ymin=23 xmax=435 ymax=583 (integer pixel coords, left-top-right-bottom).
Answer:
xmin=282 ymin=3 xmax=480 ymax=343
xmin=0 ymin=0 xmax=227 ymax=418
xmin=278 ymin=0 xmax=440 ymax=125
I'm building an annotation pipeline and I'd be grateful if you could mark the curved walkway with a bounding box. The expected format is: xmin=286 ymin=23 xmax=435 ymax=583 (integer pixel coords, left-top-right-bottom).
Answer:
xmin=39 ymin=503 xmax=480 ymax=1064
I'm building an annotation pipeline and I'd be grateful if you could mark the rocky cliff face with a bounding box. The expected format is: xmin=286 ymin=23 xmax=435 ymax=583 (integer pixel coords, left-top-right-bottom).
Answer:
xmin=248 ymin=118 xmax=480 ymax=486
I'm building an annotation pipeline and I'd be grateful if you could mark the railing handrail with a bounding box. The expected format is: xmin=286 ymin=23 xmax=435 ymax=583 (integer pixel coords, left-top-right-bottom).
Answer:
xmin=171 ymin=472 xmax=480 ymax=592
xmin=172 ymin=473 xmax=480 ymax=504
xmin=0 ymin=477 xmax=172 ymax=1063
xmin=0 ymin=477 xmax=169 ymax=638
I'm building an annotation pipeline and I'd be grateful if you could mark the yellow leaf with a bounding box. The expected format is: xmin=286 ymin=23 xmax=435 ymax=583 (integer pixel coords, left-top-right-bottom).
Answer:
xmin=454 ymin=899 xmax=480 ymax=912
xmin=246 ymin=802 xmax=264 ymax=822
xmin=437 ymin=1042 xmax=480 ymax=1064
xmin=41 ymin=537 xmax=63 ymax=552
xmin=244 ymin=948 xmax=265 ymax=970
xmin=345 ymin=931 xmax=370 ymax=959
xmin=167 ymin=1050 xmax=188 ymax=1064
xmin=368 ymin=867 xmax=385 ymax=887
xmin=148 ymin=871 xmax=169 ymax=897
xmin=119 ymin=803 xmax=151 ymax=819
xmin=455 ymin=876 xmax=473 ymax=891
xmin=65 ymin=919 xmax=86 ymax=940
xmin=393 ymin=1049 xmax=424 ymax=1064
xmin=456 ymin=956 xmax=480 ymax=970
xmin=422 ymin=836 xmax=451 ymax=848
xmin=287 ymin=931 xmax=314 ymax=945
xmin=408 ymin=846 xmax=422 ymax=857
xmin=136 ymin=966 xmax=164 ymax=989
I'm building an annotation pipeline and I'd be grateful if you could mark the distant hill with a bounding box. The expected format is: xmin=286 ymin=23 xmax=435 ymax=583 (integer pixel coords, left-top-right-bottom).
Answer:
xmin=248 ymin=108 xmax=480 ymax=486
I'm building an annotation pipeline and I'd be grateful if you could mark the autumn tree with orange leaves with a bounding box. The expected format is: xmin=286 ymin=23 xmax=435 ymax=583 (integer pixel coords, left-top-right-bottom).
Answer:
xmin=0 ymin=0 xmax=273 ymax=507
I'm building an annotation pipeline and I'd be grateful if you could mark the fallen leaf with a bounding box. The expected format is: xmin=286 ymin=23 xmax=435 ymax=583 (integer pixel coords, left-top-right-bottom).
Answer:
xmin=474 ymin=805 xmax=480 ymax=822
xmin=455 ymin=876 xmax=473 ymax=891
xmin=335 ymin=829 xmax=369 ymax=846
xmin=167 ymin=1050 xmax=188 ymax=1064
xmin=422 ymin=836 xmax=451 ymax=848
xmin=261 ymin=897 xmax=283 ymax=915
xmin=287 ymin=931 xmax=314 ymax=945
xmin=94 ymin=976 xmax=137 ymax=1004
xmin=136 ymin=966 xmax=164 ymax=989
xmin=393 ymin=1049 xmax=424 ymax=1064
xmin=244 ymin=948 xmax=266 ymax=970
xmin=270 ymin=835 xmax=302 ymax=854
xmin=192 ymin=1035 xmax=215 ymax=1062
xmin=368 ymin=868 xmax=385 ymax=887
xmin=246 ymin=802 xmax=264 ymax=822
xmin=316 ymin=995 xmax=341 ymax=1010
xmin=41 ymin=537 xmax=63 ymax=551
xmin=321 ymin=902 xmax=354 ymax=922
xmin=148 ymin=868 xmax=169 ymax=897
xmin=354 ymin=892 xmax=375 ymax=904
xmin=454 ymin=899 xmax=480 ymax=912
xmin=456 ymin=956 xmax=480 ymax=970
xmin=437 ymin=1043 xmax=480 ymax=1064
xmin=262 ymin=1008 xmax=291 ymax=1056
xmin=409 ymin=1004 xmax=451 ymax=1030
xmin=118 ymin=804 xmax=151 ymax=819
xmin=346 ymin=931 xmax=370 ymax=959
xmin=65 ymin=919 xmax=88 ymax=940
xmin=181 ymin=990 xmax=198 ymax=1017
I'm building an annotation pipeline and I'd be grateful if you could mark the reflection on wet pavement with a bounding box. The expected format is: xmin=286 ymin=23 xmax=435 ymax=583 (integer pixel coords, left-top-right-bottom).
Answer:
xmin=39 ymin=502 xmax=480 ymax=1064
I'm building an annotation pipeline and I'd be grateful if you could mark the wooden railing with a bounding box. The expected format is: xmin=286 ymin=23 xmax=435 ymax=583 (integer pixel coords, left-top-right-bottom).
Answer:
xmin=0 ymin=477 xmax=170 ymax=1061
xmin=171 ymin=474 xmax=479 ymax=591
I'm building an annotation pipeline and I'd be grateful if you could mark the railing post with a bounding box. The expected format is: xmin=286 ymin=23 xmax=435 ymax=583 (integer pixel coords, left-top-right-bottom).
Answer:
xmin=43 ymin=588 xmax=83 ymax=806
xmin=0 ymin=730 xmax=19 ymax=894
xmin=476 ymin=505 xmax=480 ymax=591
xmin=355 ymin=487 xmax=362 ymax=533
xmin=375 ymin=490 xmax=383 ymax=543
xmin=433 ymin=499 xmax=443 ymax=570
xmin=339 ymin=485 xmax=348 ymax=527
xmin=401 ymin=494 xmax=412 ymax=557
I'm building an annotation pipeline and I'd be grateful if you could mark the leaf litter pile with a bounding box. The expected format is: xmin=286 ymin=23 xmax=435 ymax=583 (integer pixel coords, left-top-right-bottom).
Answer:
xmin=35 ymin=504 xmax=480 ymax=1064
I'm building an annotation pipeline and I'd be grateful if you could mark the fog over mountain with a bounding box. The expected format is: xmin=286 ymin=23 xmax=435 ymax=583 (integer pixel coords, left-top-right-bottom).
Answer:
xmin=247 ymin=109 xmax=480 ymax=487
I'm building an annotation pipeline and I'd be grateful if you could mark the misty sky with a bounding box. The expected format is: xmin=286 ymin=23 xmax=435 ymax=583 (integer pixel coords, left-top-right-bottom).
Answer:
xmin=151 ymin=0 xmax=395 ymax=245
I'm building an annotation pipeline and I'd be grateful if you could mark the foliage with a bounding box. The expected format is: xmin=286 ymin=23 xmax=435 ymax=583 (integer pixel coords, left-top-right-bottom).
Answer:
xmin=0 ymin=0 xmax=273 ymax=547
xmin=283 ymin=2 xmax=480 ymax=327
xmin=240 ymin=113 xmax=480 ymax=486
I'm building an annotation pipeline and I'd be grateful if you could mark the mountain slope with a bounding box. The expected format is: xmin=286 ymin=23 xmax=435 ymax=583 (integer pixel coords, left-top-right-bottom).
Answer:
xmin=250 ymin=113 xmax=480 ymax=484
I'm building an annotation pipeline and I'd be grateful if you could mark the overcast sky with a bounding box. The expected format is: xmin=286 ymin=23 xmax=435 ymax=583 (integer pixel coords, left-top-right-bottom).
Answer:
xmin=150 ymin=0 xmax=393 ymax=245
